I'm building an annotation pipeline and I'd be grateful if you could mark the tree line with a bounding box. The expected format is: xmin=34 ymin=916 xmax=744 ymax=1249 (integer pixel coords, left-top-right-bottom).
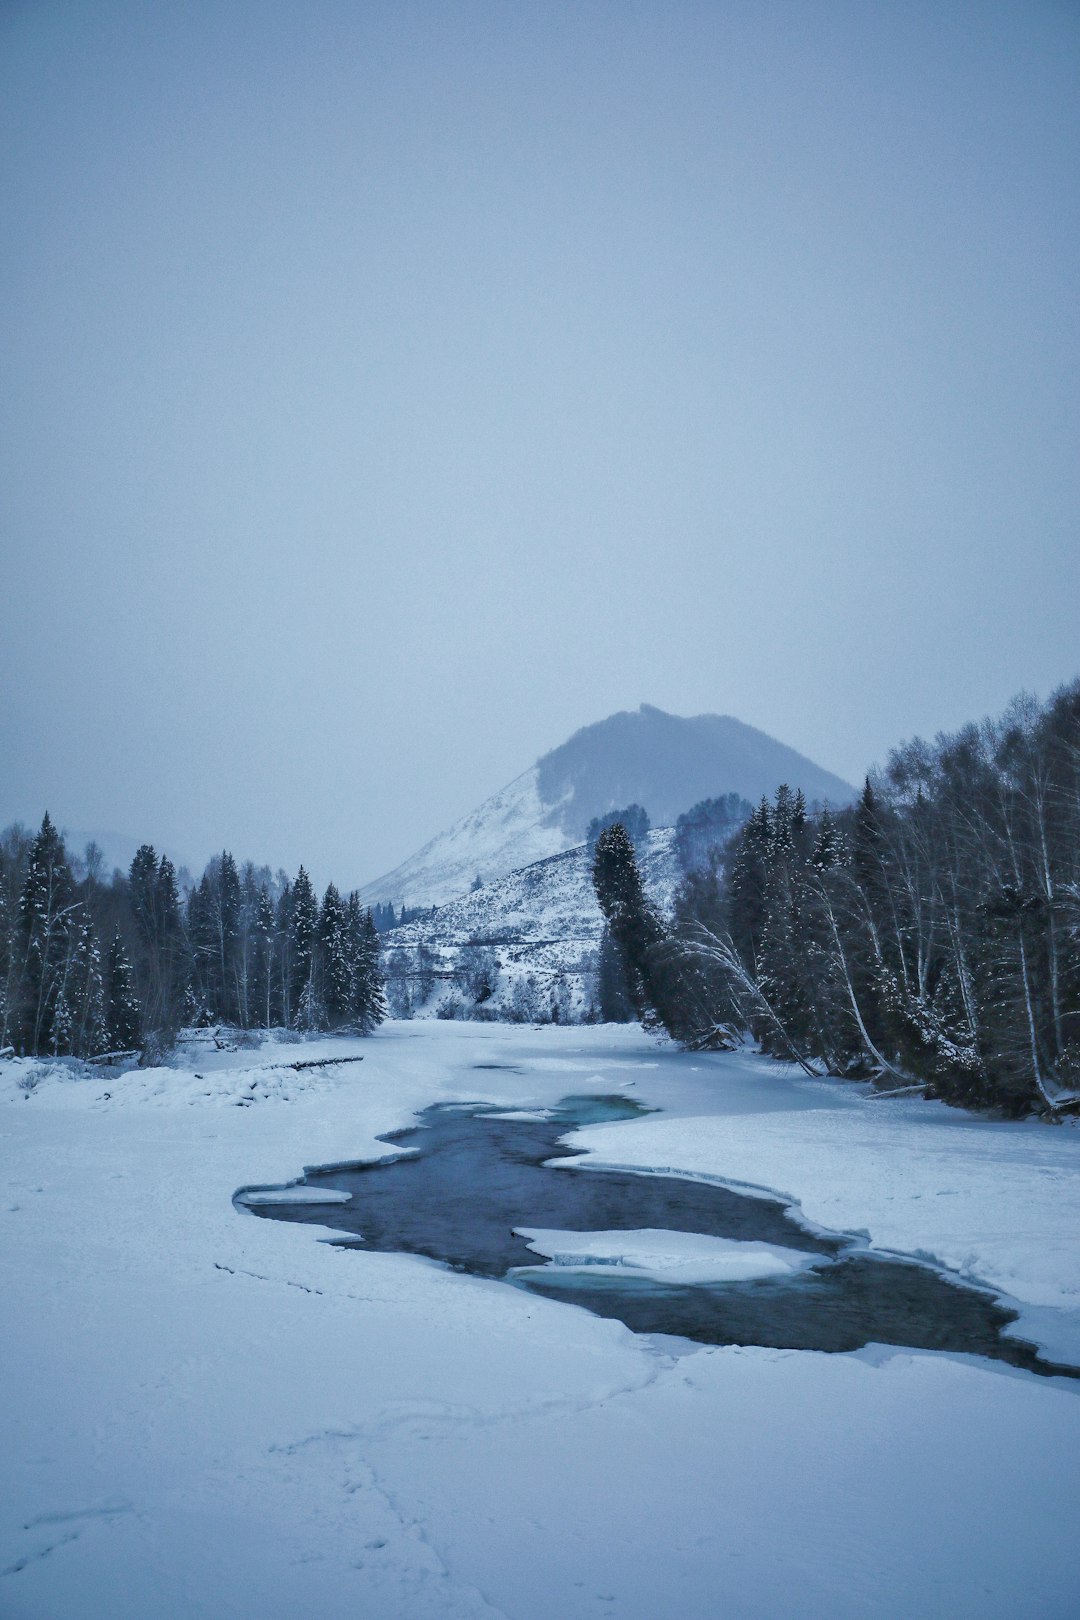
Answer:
xmin=593 ymin=681 xmax=1080 ymax=1116
xmin=0 ymin=817 xmax=386 ymax=1062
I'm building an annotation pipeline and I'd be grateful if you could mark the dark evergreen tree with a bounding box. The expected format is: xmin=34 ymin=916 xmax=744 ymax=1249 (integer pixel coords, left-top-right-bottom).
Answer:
xmin=725 ymin=797 xmax=771 ymax=975
xmin=56 ymin=918 xmax=106 ymax=1058
xmin=348 ymin=898 xmax=387 ymax=1031
xmin=250 ymin=887 xmax=278 ymax=1028
xmin=319 ymin=883 xmax=352 ymax=1027
xmin=596 ymin=924 xmax=634 ymax=1022
xmin=106 ymin=934 xmax=141 ymax=1051
xmin=185 ymin=873 xmax=216 ymax=1024
xmin=591 ymin=822 xmax=668 ymax=1025
xmin=129 ymin=845 xmax=187 ymax=1052
xmin=289 ymin=867 xmax=320 ymax=1029
xmin=275 ymin=880 xmax=294 ymax=1027
xmin=15 ymin=814 xmax=78 ymax=1054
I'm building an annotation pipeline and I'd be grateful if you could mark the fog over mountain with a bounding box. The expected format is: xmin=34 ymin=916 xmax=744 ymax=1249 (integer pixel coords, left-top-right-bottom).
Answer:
xmin=359 ymin=705 xmax=854 ymax=908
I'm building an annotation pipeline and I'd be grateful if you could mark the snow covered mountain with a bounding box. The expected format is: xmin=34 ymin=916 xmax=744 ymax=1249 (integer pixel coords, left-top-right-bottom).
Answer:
xmin=359 ymin=704 xmax=853 ymax=909
xmin=358 ymin=768 xmax=567 ymax=912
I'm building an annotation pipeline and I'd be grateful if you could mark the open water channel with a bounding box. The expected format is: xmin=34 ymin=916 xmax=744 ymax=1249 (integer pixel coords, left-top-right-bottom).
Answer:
xmin=237 ymin=1091 xmax=1079 ymax=1379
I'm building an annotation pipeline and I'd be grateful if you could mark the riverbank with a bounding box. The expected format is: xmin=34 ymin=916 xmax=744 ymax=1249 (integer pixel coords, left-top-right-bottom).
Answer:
xmin=2 ymin=1022 xmax=1079 ymax=1618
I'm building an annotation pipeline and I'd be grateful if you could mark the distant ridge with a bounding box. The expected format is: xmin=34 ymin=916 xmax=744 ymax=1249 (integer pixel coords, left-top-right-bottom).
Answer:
xmin=358 ymin=705 xmax=854 ymax=910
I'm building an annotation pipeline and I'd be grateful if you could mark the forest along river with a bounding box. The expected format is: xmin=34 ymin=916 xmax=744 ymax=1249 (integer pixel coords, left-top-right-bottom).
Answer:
xmin=236 ymin=1092 xmax=1079 ymax=1379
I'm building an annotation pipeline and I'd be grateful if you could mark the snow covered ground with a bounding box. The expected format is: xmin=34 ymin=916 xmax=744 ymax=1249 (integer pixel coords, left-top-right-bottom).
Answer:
xmin=2 ymin=1022 xmax=1080 ymax=1619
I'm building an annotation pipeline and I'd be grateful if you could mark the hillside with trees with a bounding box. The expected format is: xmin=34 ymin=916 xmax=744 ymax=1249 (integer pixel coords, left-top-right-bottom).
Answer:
xmin=594 ymin=682 xmax=1080 ymax=1116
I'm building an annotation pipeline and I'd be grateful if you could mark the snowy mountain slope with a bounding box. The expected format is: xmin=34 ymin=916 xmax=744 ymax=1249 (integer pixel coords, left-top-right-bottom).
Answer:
xmin=356 ymin=767 xmax=566 ymax=911
xmin=359 ymin=704 xmax=854 ymax=909
xmin=381 ymin=829 xmax=680 ymax=1018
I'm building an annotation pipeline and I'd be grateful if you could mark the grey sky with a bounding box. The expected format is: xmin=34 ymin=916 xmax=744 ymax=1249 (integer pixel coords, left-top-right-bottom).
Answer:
xmin=2 ymin=0 xmax=1077 ymax=888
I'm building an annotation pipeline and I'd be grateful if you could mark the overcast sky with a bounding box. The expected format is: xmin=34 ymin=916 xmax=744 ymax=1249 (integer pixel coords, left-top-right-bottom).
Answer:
xmin=2 ymin=0 xmax=1077 ymax=887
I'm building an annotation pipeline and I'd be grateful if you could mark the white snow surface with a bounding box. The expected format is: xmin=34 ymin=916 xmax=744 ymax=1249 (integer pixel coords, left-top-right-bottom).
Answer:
xmin=3 ymin=1023 xmax=1080 ymax=1619
xmin=514 ymin=1228 xmax=818 ymax=1284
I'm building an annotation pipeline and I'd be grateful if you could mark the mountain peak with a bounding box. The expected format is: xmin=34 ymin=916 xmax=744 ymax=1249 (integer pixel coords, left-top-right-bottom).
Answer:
xmin=358 ymin=706 xmax=853 ymax=909
xmin=534 ymin=706 xmax=853 ymax=841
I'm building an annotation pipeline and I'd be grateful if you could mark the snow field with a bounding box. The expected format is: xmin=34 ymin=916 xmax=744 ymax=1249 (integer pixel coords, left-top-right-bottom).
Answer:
xmin=2 ymin=1021 xmax=1079 ymax=1618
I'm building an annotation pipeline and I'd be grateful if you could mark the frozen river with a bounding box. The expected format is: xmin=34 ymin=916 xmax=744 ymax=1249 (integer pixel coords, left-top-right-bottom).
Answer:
xmin=3 ymin=1021 xmax=1080 ymax=1618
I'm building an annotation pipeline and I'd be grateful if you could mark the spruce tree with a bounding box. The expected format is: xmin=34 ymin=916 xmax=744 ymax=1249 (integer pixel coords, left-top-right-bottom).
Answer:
xmin=596 ymin=924 xmax=634 ymax=1022
xmin=251 ymin=887 xmax=278 ymax=1028
xmin=215 ymin=853 xmax=242 ymax=1023
xmin=16 ymin=814 xmax=78 ymax=1054
xmin=128 ymin=846 xmax=187 ymax=1051
xmin=106 ymin=934 xmax=141 ymax=1051
xmin=290 ymin=867 xmax=321 ymax=1029
xmin=349 ymin=900 xmax=387 ymax=1032
xmin=591 ymin=822 xmax=666 ymax=1024
xmin=319 ymin=884 xmax=352 ymax=1027
xmin=725 ymin=798 xmax=771 ymax=974
xmin=275 ymin=880 xmax=294 ymax=1027
xmin=65 ymin=918 xmax=106 ymax=1057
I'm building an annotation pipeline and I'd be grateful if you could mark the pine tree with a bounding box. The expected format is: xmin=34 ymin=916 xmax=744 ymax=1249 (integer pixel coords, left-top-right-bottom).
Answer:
xmin=757 ymin=786 xmax=815 ymax=1053
xmin=215 ymin=853 xmax=242 ymax=1023
xmin=319 ymin=884 xmax=352 ymax=1027
xmin=349 ymin=900 xmax=387 ymax=1032
xmin=591 ymin=823 xmax=666 ymax=1024
xmin=65 ymin=918 xmax=106 ymax=1057
xmin=596 ymin=924 xmax=634 ymax=1022
xmin=275 ymin=880 xmax=294 ymax=1027
xmin=251 ymin=887 xmax=278 ymax=1028
xmin=15 ymin=814 xmax=78 ymax=1054
xmin=725 ymin=797 xmax=771 ymax=974
xmin=185 ymin=874 xmax=214 ymax=1023
xmin=289 ymin=867 xmax=320 ymax=1028
xmin=106 ymin=934 xmax=141 ymax=1051
xmin=128 ymin=845 xmax=187 ymax=1051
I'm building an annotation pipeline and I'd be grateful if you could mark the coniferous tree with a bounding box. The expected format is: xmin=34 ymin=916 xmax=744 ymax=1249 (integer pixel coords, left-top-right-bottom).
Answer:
xmin=275 ymin=880 xmax=294 ymax=1028
xmin=15 ymin=814 xmax=79 ymax=1054
xmin=289 ymin=867 xmax=320 ymax=1028
xmin=106 ymin=934 xmax=141 ymax=1051
xmin=319 ymin=884 xmax=352 ymax=1027
xmin=250 ymin=887 xmax=278 ymax=1028
xmin=185 ymin=873 xmax=215 ymax=1024
xmin=596 ymin=924 xmax=634 ymax=1022
xmin=591 ymin=822 xmax=668 ymax=1025
xmin=349 ymin=900 xmax=387 ymax=1031
xmin=61 ymin=918 xmax=106 ymax=1058
xmin=129 ymin=845 xmax=187 ymax=1052
xmin=726 ymin=798 xmax=772 ymax=975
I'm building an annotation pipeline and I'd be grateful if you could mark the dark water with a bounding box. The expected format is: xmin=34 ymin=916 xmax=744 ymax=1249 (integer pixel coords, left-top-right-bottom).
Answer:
xmin=238 ymin=1094 xmax=1078 ymax=1379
